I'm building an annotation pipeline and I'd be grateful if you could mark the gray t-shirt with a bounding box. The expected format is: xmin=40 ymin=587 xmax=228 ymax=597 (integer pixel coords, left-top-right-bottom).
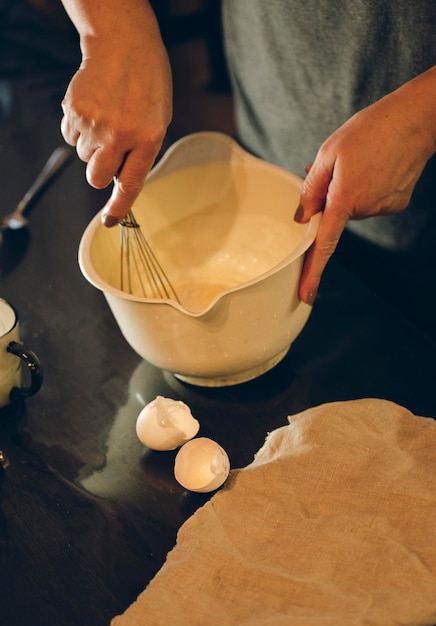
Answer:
xmin=222 ymin=0 xmax=436 ymax=254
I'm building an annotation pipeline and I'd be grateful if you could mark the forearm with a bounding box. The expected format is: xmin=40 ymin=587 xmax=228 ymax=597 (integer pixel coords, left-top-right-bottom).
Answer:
xmin=60 ymin=0 xmax=162 ymax=57
xmin=392 ymin=65 xmax=436 ymax=158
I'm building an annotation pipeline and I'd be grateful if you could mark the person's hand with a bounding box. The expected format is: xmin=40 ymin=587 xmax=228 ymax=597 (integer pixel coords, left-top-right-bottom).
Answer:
xmin=60 ymin=1 xmax=172 ymax=226
xmin=295 ymin=68 xmax=436 ymax=304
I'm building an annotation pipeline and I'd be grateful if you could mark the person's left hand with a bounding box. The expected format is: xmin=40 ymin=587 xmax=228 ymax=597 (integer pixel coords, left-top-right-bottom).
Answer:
xmin=295 ymin=69 xmax=436 ymax=304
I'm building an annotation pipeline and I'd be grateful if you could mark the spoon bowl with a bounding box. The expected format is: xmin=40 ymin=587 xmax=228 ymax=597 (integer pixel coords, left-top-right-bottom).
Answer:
xmin=0 ymin=146 xmax=72 ymax=232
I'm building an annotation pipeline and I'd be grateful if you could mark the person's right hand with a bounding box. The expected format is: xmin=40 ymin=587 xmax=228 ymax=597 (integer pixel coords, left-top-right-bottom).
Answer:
xmin=60 ymin=1 xmax=172 ymax=226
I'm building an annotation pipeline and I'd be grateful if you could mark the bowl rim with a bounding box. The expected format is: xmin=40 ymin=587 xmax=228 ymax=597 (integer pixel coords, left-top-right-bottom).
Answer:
xmin=78 ymin=132 xmax=321 ymax=315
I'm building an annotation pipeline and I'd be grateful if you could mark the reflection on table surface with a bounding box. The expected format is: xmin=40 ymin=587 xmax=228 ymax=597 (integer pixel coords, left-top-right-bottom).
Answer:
xmin=1 ymin=43 xmax=436 ymax=626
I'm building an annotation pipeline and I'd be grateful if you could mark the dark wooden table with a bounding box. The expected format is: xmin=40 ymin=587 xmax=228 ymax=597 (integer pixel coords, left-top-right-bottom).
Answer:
xmin=1 ymin=67 xmax=435 ymax=626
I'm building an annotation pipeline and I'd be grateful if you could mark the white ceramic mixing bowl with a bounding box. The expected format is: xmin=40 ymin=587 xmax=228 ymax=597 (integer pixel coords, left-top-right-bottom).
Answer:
xmin=78 ymin=132 xmax=320 ymax=386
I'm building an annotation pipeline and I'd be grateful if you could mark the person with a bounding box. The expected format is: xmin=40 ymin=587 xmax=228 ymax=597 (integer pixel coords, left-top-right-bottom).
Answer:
xmin=59 ymin=0 xmax=436 ymax=307
xmin=59 ymin=0 xmax=173 ymax=224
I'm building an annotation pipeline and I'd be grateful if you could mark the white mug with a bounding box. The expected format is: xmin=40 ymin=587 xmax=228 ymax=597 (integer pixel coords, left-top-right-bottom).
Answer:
xmin=0 ymin=298 xmax=43 ymax=409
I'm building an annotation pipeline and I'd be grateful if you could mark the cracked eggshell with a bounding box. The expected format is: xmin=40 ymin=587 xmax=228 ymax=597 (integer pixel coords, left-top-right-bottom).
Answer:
xmin=174 ymin=437 xmax=230 ymax=493
xmin=136 ymin=396 xmax=200 ymax=451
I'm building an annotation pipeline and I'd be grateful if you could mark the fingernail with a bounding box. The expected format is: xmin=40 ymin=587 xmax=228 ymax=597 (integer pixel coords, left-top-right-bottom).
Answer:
xmin=306 ymin=288 xmax=318 ymax=306
xmin=102 ymin=212 xmax=119 ymax=228
xmin=294 ymin=204 xmax=304 ymax=223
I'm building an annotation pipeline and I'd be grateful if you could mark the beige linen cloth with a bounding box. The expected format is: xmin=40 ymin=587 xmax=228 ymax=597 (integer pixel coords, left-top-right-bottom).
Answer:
xmin=112 ymin=399 xmax=436 ymax=626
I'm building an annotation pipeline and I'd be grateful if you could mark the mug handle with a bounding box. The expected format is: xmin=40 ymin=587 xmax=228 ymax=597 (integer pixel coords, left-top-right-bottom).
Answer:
xmin=6 ymin=340 xmax=43 ymax=402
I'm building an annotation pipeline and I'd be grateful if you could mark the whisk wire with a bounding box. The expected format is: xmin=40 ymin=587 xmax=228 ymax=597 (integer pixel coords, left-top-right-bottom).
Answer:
xmin=119 ymin=211 xmax=180 ymax=302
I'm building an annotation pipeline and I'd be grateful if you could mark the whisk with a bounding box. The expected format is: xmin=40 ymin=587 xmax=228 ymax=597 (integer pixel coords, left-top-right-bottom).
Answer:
xmin=119 ymin=211 xmax=180 ymax=302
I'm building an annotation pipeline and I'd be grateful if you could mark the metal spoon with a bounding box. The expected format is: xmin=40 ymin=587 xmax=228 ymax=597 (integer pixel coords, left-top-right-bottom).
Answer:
xmin=0 ymin=146 xmax=72 ymax=231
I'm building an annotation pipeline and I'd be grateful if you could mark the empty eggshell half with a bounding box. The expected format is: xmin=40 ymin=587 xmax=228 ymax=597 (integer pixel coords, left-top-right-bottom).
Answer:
xmin=136 ymin=396 xmax=200 ymax=451
xmin=174 ymin=437 xmax=230 ymax=493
